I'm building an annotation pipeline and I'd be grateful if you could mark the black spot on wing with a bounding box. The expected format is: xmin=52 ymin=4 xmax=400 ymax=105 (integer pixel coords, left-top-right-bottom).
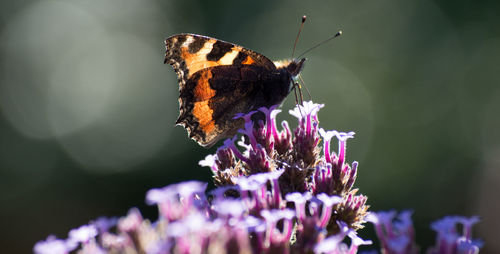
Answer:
xmin=232 ymin=51 xmax=248 ymax=66
xmin=188 ymin=37 xmax=208 ymax=54
xmin=165 ymin=35 xmax=187 ymax=62
xmin=176 ymin=35 xmax=187 ymax=47
xmin=207 ymin=40 xmax=233 ymax=61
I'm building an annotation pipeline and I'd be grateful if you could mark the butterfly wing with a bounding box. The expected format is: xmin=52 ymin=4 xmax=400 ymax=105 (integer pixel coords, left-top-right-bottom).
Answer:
xmin=164 ymin=34 xmax=289 ymax=147
xmin=178 ymin=65 xmax=292 ymax=147
xmin=165 ymin=33 xmax=276 ymax=88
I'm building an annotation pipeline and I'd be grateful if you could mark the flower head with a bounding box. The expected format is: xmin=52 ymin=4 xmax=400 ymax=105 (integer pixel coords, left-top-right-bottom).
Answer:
xmin=198 ymin=101 xmax=368 ymax=234
xmin=427 ymin=216 xmax=482 ymax=254
xmin=34 ymin=100 xmax=482 ymax=254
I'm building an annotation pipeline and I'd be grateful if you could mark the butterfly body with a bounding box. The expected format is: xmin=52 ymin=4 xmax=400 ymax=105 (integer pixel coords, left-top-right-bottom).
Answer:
xmin=164 ymin=33 xmax=305 ymax=147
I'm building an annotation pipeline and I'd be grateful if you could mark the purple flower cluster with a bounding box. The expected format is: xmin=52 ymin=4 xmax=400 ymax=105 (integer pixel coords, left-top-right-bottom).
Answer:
xmin=200 ymin=101 xmax=369 ymax=233
xmin=367 ymin=211 xmax=482 ymax=254
xmin=34 ymin=101 xmax=482 ymax=254
xmin=34 ymin=176 xmax=368 ymax=254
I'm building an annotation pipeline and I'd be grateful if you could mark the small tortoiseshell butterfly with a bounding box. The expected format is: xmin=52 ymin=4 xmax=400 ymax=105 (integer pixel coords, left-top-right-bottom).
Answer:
xmin=164 ymin=33 xmax=305 ymax=147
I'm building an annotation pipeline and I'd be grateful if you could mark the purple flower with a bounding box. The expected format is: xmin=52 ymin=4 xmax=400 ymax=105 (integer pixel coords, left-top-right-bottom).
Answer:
xmin=78 ymin=240 xmax=106 ymax=254
xmin=259 ymin=106 xmax=278 ymax=135
xmin=289 ymin=101 xmax=324 ymax=123
xmin=316 ymin=193 xmax=343 ymax=228
xmin=117 ymin=208 xmax=143 ymax=233
xmin=100 ymin=233 xmax=128 ymax=251
xmin=236 ymin=170 xmax=285 ymax=215
xmin=286 ymin=192 xmax=312 ymax=221
xmin=212 ymin=199 xmax=246 ymax=218
xmin=35 ymin=100 xmax=483 ymax=254
xmin=366 ymin=210 xmax=419 ymax=254
xmin=319 ymin=128 xmax=355 ymax=166
xmin=285 ymin=192 xmax=345 ymax=253
xmin=235 ymin=111 xmax=278 ymax=174
xmin=145 ymin=181 xmax=208 ymax=221
xmin=33 ymin=236 xmax=74 ymax=254
xmin=246 ymin=144 xmax=273 ymax=174
xmin=236 ymin=172 xmax=269 ymax=191
xmin=67 ymin=224 xmax=98 ymax=245
xmin=290 ymin=101 xmax=323 ymax=167
xmin=275 ymin=120 xmax=293 ymax=154
xmin=91 ymin=217 xmax=117 ymax=233
xmin=166 ymin=213 xmax=208 ymax=238
xmin=175 ymin=181 xmax=207 ymax=198
xmin=261 ymin=209 xmax=295 ymax=248
xmin=427 ymin=216 xmax=482 ymax=254
xmin=319 ymin=128 xmax=339 ymax=163
xmin=216 ymin=147 xmax=237 ymax=170
xmin=199 ymin=154 xmax=218 ymax=173
xmin=314 ymin=221 xmax=372 ymax=254
xmin=334 ymin=131 xmax=355 ymax=167
xmin=197 ymin=101 xmax=370 ymax=234
xmin=235 ymin=110 xmax=259 ymax=149
xmin=313 ymin=130 xmax=357 ymax=196
xmin=223 ymin=136 xmax=248 ymax=163
xmin=209 ymin=185 xmax=239 ymax=200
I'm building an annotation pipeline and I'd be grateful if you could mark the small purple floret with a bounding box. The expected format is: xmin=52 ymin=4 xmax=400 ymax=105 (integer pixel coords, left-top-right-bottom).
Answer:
xmin=367 ymin=210 xmax=419 ymax=254
xmin=199 ymin=154 xmax=218 ymax=172
xmin=68 ymin=224 xmax=98 ymax=244
xmin=314 ymin=221 xmax=372 ymax=254
xmin=34 ymin=236 xmax=74 ymax=254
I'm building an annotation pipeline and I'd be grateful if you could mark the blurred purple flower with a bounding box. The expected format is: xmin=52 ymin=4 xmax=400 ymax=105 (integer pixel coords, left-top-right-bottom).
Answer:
xmin=33 ymin=236 xmax=75 ymax=254
xmin=261 ymin=209 xmax=295 ymax=250
xmin=366 ymin=210 xmax=419 ymax=254
xmin=91 ymin=217 xmax=117 ymax=234
xmin=68 ymin=224 xmax=98 ymax=245
xmin=145 ymin=181 xmax=208 ymax=221
xmin=34 ymin=101 xmax=482 ymax=254
xmin=314 ymin=221 xmax=372 ymax=254
xmin=427 ymin=216 xmax=482 ymax=254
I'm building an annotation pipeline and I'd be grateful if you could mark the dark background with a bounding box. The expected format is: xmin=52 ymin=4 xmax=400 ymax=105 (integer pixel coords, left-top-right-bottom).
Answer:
xmin=1 ymin=0 xmax=499 ymax=253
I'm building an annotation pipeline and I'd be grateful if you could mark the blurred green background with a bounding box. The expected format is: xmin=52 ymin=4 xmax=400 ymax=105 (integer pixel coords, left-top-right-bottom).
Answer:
xmin=1 ymin=0 xmax=499 ymax=253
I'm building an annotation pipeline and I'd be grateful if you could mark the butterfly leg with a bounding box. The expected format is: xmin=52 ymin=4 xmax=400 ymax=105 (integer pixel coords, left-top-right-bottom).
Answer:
xmin=299 ymin=75 xmax=312 ymax=101
xmin=292 ymin=82 xmax=304 ymax=105
xmin=293 ymin=83 xmax=300 ymax=104
xmin=292 ymin=82 xmax=308 ymax=118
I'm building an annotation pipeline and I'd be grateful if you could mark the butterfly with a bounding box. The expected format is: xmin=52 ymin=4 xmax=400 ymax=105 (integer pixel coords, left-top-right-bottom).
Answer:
xmin=164 ymin=33 xmax=306 ymax=147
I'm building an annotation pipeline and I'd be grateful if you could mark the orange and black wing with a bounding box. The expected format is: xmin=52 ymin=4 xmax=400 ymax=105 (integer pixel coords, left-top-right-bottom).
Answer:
xmin=164 ymin=33 xmax=276 ymax=87
xmin=164 ymin=34 xmax=289 ymax=147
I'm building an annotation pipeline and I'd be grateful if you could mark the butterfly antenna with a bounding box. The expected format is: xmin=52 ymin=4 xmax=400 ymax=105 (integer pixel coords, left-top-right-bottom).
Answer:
xmin=296 ymin=30 xmax=342 ymax=59
xmin=291 ymin=15 xmax=307 ymax=59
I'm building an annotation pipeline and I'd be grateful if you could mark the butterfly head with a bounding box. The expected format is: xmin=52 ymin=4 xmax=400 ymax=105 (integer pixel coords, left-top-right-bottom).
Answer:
xmin=274 ymin=58 xmax=306 ymax=80
xmin=287 ymin=58 xmax=306 ymax=77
